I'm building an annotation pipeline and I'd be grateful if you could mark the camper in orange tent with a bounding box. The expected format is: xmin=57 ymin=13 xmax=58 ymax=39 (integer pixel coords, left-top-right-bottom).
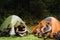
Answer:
xmin=32 ymin=17 xmax=60 ymax=38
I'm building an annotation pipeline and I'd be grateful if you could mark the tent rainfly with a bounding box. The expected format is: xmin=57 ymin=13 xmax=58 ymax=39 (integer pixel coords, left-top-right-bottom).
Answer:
xmin=0 ymin=15 xmax=28 ymax=36
xmin=32 ymin=17 xmax=60 ymax=38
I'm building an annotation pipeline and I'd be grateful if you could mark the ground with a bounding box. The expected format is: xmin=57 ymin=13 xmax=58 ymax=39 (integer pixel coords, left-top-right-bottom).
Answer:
xmin=0 ymin=35 xmax=53 ymax=40
xmin=0 ymin=25 xmax=53 ymax=40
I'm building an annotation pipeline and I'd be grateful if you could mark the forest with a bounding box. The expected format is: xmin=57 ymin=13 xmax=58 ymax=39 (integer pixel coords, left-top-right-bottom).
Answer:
xmin=0 ymin=0 xmax=60 ymax=25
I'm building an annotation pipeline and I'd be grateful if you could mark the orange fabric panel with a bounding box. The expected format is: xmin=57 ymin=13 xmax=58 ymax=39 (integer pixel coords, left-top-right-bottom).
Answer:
xmin=50 ymin=17 xmax=60 ymax=38
xmin=32 ymin=23 xmax=41 ymax=33
xmin=32 ymin=20 xmax=46 ymax=33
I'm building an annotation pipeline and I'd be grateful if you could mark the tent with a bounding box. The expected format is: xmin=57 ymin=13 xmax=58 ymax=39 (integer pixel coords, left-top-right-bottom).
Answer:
xmin=0 ymin=15 xmax=28 ymax=36
xmin=32 ymin=17 xmax=60 ymax=38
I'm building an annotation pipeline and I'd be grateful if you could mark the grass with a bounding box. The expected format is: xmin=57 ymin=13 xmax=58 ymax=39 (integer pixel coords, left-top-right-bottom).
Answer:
xmin=0 ymin=35 xmax=53 ymax=40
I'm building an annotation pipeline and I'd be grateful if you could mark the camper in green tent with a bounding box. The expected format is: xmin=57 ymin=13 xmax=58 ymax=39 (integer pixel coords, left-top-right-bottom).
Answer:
xmin=0 ymin=15 xmax=29 ymax=36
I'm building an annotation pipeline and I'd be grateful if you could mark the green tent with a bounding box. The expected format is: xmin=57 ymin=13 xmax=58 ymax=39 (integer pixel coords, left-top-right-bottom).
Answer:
xmin=0 ymin=15 xmax=27 ymax=31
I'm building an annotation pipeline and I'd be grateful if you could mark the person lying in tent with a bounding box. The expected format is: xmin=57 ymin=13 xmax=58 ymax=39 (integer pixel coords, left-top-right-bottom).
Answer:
xmin=41 ymin=23 xmax=52 ymax=38
xmin=16 ymin=23 xmax=28 ymax=36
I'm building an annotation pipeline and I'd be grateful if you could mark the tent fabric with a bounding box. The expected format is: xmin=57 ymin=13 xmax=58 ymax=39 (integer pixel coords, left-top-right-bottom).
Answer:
xmin=10 ymin=26 xmax=16 ymax=36
xmin=0 ymin=15 xmax=27 ymax=31
xmin=11 ymin=15 xmax=25 ymax=27
xmin=32 ymin=17 xmax=60 ymax=38
xmin=0 ymin=16 xmax=12 ymax=31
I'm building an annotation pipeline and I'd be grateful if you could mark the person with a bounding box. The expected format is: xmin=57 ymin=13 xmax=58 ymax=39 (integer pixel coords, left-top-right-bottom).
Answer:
xmin=41 ymin=23 xmax=52 ymax=38
xmin=16 ymin=25 xmax=28 ymax=36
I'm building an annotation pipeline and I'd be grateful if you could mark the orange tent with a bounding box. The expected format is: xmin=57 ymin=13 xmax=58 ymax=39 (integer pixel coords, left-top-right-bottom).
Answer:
xmin=32 ymin=17 xmax=60 ymax=38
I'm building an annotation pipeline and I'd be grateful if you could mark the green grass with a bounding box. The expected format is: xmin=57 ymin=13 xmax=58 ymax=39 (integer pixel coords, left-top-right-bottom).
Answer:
xmin=0 ymin=35 xmax=53 ymax=40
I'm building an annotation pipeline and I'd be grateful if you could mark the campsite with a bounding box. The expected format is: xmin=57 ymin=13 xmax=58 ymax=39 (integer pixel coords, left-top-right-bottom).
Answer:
xmin=0 ymin=23 xmax=53 ymax=40
xmin=0 ymin=15 xmax=59 ymax=40
xmin=0 ymin=0 xmax=60 ymax=40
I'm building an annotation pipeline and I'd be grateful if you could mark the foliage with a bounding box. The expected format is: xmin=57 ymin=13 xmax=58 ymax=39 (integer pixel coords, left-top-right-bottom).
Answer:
xmin=0 ymin=0 xmax=60 ymax=25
